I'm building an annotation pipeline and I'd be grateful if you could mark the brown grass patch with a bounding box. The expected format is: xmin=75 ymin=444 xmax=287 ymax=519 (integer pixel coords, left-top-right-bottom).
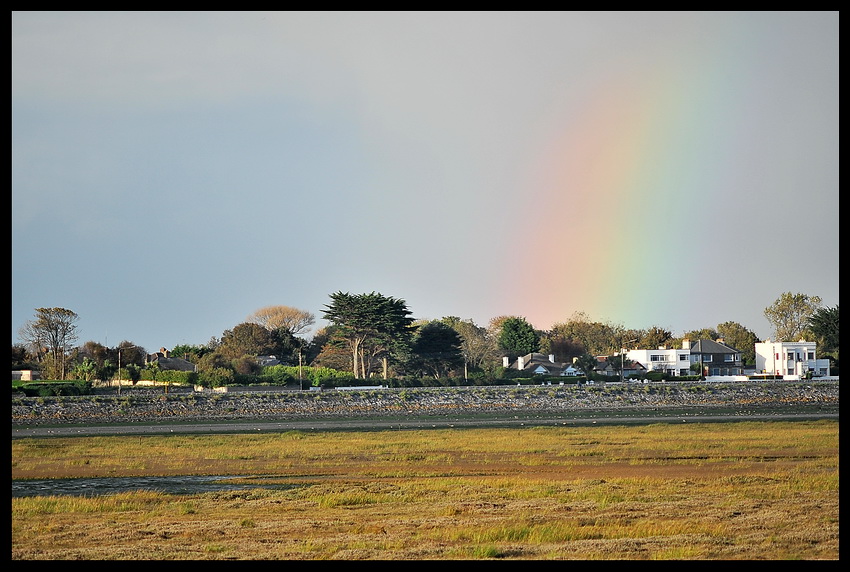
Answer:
xmin=12 ymin=420 xmax=839 ymax=559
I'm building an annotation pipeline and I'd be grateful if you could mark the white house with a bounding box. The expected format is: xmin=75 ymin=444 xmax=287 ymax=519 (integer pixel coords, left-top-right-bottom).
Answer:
xmin=625 ymin=339 xmax=746 ymax=377
xmin=754 ymin=340 xmax=830 ymax=378
xmin=503 ymin=353 xmax=579 ymax=376
xmin=626 ymin=344 xmax=693 ymax=377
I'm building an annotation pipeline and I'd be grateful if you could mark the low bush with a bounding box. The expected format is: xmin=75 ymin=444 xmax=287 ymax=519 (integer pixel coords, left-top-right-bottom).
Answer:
xmin=17 ymin=380 xmax=93 ymax=397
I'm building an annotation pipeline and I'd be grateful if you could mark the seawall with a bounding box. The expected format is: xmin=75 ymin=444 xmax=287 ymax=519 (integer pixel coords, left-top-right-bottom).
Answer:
xmin=11 ymin=382 xmax=839 ymax=427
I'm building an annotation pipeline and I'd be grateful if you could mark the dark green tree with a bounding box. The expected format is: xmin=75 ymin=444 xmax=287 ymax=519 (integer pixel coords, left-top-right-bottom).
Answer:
xmin=170 ymin=344 xmax=213 ymax=363
xmin=409 ymin=321 xmax=464 ymax=379
xmin=809 ymin=305 xmax=839 ymax=354
xmin=12 ymin=344 xmax=33 ymax=370
xmin=441 ymin=316 xmax=500 ymax=379
xmin=218 ymin=322 xmax=276 ymax=360
xmin=269 ymin=328 xmax=301 ymax=365
xmin=497 ymin=317 xmax=540 ymax=360
xmin=322 ymin=291 xmax=416 ymax=378
xmin=716 ymin=321 xmax=760 ymax=366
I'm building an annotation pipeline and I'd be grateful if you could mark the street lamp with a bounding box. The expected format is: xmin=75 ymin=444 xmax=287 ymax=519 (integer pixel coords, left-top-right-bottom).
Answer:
xmin=620 ymin=339 xmax=639 ymax=384
xmin=116 ymin=345 xmax=140 ymax=395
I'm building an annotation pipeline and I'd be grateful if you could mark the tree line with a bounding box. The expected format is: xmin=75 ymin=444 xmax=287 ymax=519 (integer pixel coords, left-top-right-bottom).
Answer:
xmin=13 ymin=291 xmax=839 ymax=384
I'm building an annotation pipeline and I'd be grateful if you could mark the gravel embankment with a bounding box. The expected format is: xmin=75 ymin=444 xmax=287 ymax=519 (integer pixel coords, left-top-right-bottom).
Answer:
xmin=11 ymin=382 xmax=839 ymax=427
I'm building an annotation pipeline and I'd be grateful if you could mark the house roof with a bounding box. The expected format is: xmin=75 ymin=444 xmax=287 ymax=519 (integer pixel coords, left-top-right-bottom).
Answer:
xmin=256 ymin=355 xmax=281 ymax=367
xmin=150 ymin=356 xmax=196 ymax=372
xmin=690 ymin=339 xmax=739 ymax=354
xmin=594 ymin=356 xmax=647 ymax=372
xmin=511 ymin=353 xmax=571 ymax=374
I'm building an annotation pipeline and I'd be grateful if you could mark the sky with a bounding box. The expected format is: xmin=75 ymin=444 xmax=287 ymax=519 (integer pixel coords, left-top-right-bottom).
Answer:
xmin=12 ymin=11 xmax=839 ymax=353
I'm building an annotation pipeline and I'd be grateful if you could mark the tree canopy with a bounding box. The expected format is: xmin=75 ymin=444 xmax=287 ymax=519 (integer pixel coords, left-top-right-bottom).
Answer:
xmin=548 ymin=312 xmax=623 ymax=357
xmin=716 ymin=321 xmax=760 ymax=366
xmin=322 ymin=291 xmax=416 ymax=378
xmin=15 ymin=289 xmax=836 ymax=384
xmin=764 ymin=292 xmax=823 ymax=341
xmin=496 ymin=316 xmax=540 ymax=360
xmin=218 ymin=322 xmax=276 ymax=360
xmin=408 ymin=320 xmax=464 ymax=379
xmin=809 ymin=305 xmax=839 ymax=355
xmin=247 ymin=305 xmax=315 ymax=336
xmin=18 ymin=307 xmax=79 ymax=379
xmin=441 ymin=316 xmax=500 ymax=377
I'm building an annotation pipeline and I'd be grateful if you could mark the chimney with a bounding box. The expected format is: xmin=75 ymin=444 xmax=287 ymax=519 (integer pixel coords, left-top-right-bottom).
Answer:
xmin=517 ymin=356 xmax=525 ymax=370
xmin=682 ymin=339 xmax=691 ymax=350
xmin=503 ymin=356 xmax=510 ymax=368
xmin=549 ymin=354 xmax=555 ymax=363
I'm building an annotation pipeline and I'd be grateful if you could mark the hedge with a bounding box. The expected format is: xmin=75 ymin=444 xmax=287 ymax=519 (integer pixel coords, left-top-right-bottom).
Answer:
xmin=139 ymin=368 xmax=197 ymax=385
xmin=17 ymin=381 xmax=93 ymax=396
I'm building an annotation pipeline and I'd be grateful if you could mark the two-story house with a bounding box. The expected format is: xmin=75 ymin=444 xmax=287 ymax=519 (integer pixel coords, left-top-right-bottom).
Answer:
xmin=686 ymin=338 xmax=743 ymax=376
xmin=754 ymin=340 xmax=830 ymax=378
xmin=626 ymin=344 xmax=692 ymax=377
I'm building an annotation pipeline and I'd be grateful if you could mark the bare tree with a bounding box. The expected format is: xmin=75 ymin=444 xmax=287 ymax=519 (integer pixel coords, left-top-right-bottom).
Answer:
xmin=18 ymin=307 xmax=79 ymax=379
xmin=247 ymin=305 xmax=315 ymax=336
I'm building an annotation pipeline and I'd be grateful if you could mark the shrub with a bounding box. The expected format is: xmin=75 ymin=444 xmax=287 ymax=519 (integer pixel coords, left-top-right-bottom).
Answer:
xmin=259 ymin=367 xmax=295 ymax=384
xmin=196 ymin=368 xmax=235 ymax=388
xmin=155 ymin=370 xmax=197 ymax=385
xmin=18 ymin=381 xmax=92 ymax=397
xmin=232 ymin=373 xmax=261 ymax=386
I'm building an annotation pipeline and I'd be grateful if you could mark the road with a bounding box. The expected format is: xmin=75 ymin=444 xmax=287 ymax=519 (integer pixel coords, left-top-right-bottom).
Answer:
xmin=11 ymin=410 xmax=838 ymax=438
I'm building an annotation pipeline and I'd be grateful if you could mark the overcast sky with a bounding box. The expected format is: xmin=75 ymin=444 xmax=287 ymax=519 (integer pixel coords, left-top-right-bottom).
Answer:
xmin=12 ymin=11 xmax=838 ymax=353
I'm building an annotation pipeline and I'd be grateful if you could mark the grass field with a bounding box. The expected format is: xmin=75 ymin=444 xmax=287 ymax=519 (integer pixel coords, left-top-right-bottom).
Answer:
xmin=11 ymin=420 xmax=839 ymax=560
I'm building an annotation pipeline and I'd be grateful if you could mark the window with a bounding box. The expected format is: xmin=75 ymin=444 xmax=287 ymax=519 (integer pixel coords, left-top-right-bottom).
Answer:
xmin=650 ymin=354 xmax=665 ymax=362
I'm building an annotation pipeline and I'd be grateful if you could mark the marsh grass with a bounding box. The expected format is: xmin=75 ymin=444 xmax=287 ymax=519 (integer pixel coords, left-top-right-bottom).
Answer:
xmin=12 ymin=420 xmax=838 ymax=560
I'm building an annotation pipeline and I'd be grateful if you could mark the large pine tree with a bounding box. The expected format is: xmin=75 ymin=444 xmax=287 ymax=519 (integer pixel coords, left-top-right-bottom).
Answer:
xmin=322 ymin=292 xmax=416 ymax=378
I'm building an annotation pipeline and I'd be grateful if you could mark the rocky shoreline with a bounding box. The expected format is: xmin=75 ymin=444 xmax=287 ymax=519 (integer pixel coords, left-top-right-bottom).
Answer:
xmin=11 ymin=382 xmax=839 ymax=427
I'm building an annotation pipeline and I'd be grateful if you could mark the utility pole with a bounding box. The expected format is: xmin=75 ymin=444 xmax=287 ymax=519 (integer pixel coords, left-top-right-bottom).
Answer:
xmin=116 ymin=345 xmax=139 ymax=395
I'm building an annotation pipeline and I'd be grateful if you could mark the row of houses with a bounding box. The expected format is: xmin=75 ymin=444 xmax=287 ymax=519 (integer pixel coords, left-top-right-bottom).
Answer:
xmin=504 ymin=338 xmax=832 ymax=380
xmin=14 ymin=340 xmax=833 ymax=383
xmin=12 ymin=347 xmax=197 ymax=382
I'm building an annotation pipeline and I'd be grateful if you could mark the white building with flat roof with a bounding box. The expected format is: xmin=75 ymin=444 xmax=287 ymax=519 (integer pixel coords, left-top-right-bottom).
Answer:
xmin=626 ymin=345 xmax=692 ymax=377
xmin=754 ymin=340 xmax=830 ymax=378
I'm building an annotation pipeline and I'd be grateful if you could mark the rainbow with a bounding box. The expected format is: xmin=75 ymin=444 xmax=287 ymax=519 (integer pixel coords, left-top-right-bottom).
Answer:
xmin=505 ymin=51 xmax=750 ymax=333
